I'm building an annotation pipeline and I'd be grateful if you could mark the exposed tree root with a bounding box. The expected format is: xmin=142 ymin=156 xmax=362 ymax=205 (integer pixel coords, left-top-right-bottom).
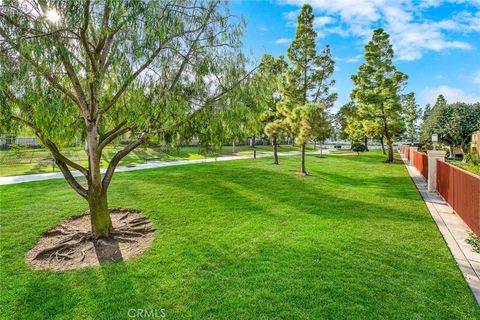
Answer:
xmin=26 ymin=208 xmax=156 ymax=271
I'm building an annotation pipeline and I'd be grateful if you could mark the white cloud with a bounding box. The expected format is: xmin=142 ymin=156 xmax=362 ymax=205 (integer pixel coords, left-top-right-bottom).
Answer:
xmin=424 ymin=85 xmax=480 ymax=105
xmin=258 ymin=24 xmax=269 ymax=32
xmin=335 ymin=54 xmax=362 ymax=63
xmin=280 ymin=0 xmax=479 ymax=60
xmin=473 ymin=71 xmax=480 ymax=84
xmin=273 ymin=38 xmax=292 ymax=45
xmin=313 ymin=16 xmax=335 ymax=27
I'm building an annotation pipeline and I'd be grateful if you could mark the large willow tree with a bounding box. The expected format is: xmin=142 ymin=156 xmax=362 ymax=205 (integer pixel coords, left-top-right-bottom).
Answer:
xmin=0 ymin=0 xmax=249 ymax=238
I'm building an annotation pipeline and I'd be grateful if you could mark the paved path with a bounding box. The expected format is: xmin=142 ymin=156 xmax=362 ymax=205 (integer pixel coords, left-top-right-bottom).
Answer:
xmin=0 ymin=150 xmax=330 ymax=185
xmin=401 ymin=155 xmax=480 ymax=304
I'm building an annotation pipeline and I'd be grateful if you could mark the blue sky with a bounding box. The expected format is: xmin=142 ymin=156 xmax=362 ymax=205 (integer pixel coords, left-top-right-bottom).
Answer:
xmin=229 ymin=0 xmax=480 ymax=112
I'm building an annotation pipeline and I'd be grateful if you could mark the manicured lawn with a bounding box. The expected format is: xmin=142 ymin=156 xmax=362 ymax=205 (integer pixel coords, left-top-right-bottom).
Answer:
xmin=0 ymin=144 xmax=313 ymax=176
xmin=0 ymin=151 xmax=479 ymax=319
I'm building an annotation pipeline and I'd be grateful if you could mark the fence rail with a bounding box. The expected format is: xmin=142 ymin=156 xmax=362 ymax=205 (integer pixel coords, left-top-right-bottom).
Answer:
xmin=437 ymin=160 xmax=480 ymax=236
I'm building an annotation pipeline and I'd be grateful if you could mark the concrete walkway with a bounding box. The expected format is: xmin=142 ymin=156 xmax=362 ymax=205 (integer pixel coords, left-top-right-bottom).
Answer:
xmin=402 ymin=156 xmax=480 ymax=304
xmin=0 ymin=150 xmax=330 ymax=185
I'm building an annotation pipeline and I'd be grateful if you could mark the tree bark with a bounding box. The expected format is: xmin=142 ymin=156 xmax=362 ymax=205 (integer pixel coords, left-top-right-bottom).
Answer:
xmin=272 ymin=136 xmax=279 ymax=165
xmin=252 ymin=136 xmax=256 ymax=159
xmin=88 ymin=187 xmax=112 ymax=239
xmin=449 ymin=145 xmax=455 ymax=159
xmin=386 ymin=139 xmax=394 ymax=163
xmin=364 ymin=136 xmax=369 ymax=151
xmin=301 ymin=143 xmax=306 ymax=174
xmin=313 ymin=140 xmax=316 ymax=151
xmin=86 ymin=122 xmax=113 ymax=238
xmin=380 ymin=136 xmax=386 ymax=155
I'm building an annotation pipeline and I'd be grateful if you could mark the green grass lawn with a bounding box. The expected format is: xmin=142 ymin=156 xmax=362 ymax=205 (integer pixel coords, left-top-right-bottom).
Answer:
xmin=0 ymin=144 xmax=313 ymax=177
xmin=1 ymin=151 xmax=479 ymax=319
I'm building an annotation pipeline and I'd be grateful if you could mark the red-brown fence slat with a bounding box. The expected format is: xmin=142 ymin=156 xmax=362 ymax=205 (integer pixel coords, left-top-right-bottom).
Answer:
xmin=437 ymin=160 xmax=480 ymax=236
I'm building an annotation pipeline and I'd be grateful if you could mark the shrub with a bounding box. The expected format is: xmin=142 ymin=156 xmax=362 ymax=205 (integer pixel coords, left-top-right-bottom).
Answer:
xmin=351 ymin=142 xmax=366 ymax=154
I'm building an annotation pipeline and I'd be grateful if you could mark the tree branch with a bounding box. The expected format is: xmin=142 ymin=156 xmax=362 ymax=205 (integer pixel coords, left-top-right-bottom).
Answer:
xmin=99 ymin=44 xmax=165 ymax=115
xmin=98 ymin=121 xmax=135 ymax=152
xmin=8 ymin=112 xmax=89 ymax=177
xmin=0 ymin=26 xmax=83 ymax=110
xmin=102 ymin=132 xmax=149 ymax=189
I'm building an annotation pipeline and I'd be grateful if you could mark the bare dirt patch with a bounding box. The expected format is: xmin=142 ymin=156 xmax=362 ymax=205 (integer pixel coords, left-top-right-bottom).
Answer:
xmin=26 ymin=208 xmax=155 ymax=271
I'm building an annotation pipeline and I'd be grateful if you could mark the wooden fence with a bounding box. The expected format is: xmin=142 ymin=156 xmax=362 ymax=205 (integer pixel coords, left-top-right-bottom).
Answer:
xmin=411 ymin=151 xmax=428 ymax=180
xmin=437 ymin=160 xmax=480 ymax=236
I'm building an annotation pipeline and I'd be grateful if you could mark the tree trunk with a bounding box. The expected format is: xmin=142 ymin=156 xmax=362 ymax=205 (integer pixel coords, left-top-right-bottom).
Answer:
xmin=364 ymin=136 xmax=369 ymax=151
xmin=232 ymin=141 xmax=235 ymax=153
xmin=449 ymin=144 xmax=455 ymax=159
xmin=252 ymin=136 xmax=256 ymax=159
xmin=88 ymin=188 xmax=112 ymax=238
xmin=386 ymin=139 xmax=394 ymax=163
xmin=313 ymin=141 xmax=316 ymax=151
xmin=86 ymin=123 xmax=113 ymax=238
xmin=301 ymin=143 xmax=306 ymax=174
xmin=272 ymin=136 xmax=279 ymax=165
xmin=380 ymin=136 xmax=386 ymax=155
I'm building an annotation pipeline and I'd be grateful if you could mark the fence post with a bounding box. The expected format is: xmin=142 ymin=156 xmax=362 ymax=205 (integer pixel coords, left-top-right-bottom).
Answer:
xmin=409 ymin=147 xmax=418 ymax=165
xmin=427 ymin=150 xmax=446 ymax=192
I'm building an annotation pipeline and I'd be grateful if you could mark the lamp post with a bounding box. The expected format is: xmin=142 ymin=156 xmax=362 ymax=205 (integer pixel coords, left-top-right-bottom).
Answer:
xmin=432 ymin=133 xmax=438 ymax=151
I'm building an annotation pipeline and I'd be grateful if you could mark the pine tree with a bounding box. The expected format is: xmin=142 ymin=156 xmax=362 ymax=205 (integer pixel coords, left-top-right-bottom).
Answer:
xmin=351 ymin=28 xmax=407 ymax=163
xmin=403 ymin=92 xmax=420 ymax=144
xmin=434 ymin=94 xmax=447 ymax=109
xmin=422 ymin=104 xmax=431 ymax=121
xmin=283 ymin=4 xmax=336 ymax=174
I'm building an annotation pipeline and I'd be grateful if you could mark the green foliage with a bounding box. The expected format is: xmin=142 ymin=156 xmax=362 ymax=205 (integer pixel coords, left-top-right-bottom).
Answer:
xmin=422 ymin=104 xmax=432 ymax=121
xmin=283 ymin=4 xmax=336 ymax=108
xmin=256 ymin=54 xmax=289 ymax=140
xmin=420 ymin=98 xmax=480 ymax=153
xmin=287 ymin=103 xmax=330 ymax=146
xmin=282 ymin=4 xmax=336 ymax=148
xmin=351 ymin=142 xmax=367 ymax=153
xmin=351 ymin=28 xmax=407 ymax=161
xmin=335 ymin=102 xmax=356 ymax=141
xmin=466 ymin=233 xmax=480 ymax=253
xmin=403 ymin=92 xmax=420 ymax=144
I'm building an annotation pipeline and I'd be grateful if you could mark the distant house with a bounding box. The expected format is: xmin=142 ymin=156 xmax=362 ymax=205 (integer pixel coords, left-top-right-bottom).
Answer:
xmin=0 ymin=134 xmax=40 ymax=149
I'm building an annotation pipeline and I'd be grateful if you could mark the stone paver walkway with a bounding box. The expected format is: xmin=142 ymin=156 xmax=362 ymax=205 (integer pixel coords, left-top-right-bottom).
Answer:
xmin=402 ymin=156 xmax=480 ymax=304
xmin=0 ymin=150 xmax=329 ymax=185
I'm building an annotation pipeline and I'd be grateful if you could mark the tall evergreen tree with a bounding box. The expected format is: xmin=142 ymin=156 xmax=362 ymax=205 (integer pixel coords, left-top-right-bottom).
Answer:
xmin=422 ymin=104 xmax=431 ymax=121
xmin=351 ymin=28 xmax=407 ymax=162
xmin=434 ymin=94 xmax=447 ymax=110
xmin=403 ymin=92 xmax=420 ymax=144
xmin=283 ymin=4 xmax=336 ymax=174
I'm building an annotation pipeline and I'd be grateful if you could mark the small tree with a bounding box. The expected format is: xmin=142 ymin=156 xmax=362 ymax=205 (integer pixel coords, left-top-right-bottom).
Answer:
xmin=288 ymin=103 xmax=330 ymax=174
xmin=403 ymin=92 xmax=420 ymax=144
xmin=351 ymin=28 xmax=407 ymax=163
xmin=256 ymin=54 xmax=288 ymax=164
xmin=282 ymin=4 xmax=336 ymax=172
xmin=0 ymin=0 xmax=249 ymax=238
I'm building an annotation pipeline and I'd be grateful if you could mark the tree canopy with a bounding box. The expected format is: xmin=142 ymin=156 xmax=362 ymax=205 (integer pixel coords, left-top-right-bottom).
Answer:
xmin=351 ymin=28 xmax=407 ymax=162
xmin=0 ymin=0 xmax=250 ymax=237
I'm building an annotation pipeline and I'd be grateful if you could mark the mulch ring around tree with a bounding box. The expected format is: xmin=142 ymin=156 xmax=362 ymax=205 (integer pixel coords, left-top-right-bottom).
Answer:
xmin=26 ymin=208 xmax=155 ymax=271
